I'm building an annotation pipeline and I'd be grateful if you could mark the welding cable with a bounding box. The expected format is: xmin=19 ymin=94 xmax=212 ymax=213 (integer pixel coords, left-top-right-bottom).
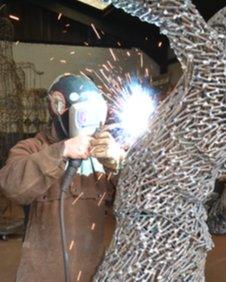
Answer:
xmin=60 ymin=159 xmax=82 ymax=282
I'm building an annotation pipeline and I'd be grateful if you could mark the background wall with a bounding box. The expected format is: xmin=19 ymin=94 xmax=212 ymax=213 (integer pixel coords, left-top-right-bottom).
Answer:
xmin=12 ymin=43 xmax=160 ymax=89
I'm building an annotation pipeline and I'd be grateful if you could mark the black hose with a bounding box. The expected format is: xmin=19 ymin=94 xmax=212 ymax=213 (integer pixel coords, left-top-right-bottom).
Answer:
xmin=60 ymin=159 xmax=82 ymax=282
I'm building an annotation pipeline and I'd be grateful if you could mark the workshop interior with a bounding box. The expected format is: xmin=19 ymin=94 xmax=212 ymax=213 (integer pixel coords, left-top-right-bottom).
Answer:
xmin=0 ymin=0 xmax=225 ymax=281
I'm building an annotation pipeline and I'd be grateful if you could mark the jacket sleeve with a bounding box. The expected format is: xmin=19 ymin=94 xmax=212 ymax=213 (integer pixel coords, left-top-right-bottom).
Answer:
xmin=0 ymin=138 xmax=66 ymax=205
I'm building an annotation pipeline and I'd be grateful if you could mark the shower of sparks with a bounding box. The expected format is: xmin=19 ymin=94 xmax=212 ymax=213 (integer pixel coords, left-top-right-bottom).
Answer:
xmin=91 ymin=23 xmax=101 ymax=39
xmin=77 ymin=271 xmax=82 ymax=281
xmin=58 ymin=13 xmax=62 ymax=20
xmin=72 ymin=192 xmax=84 ymax=205
xmin=109 ymin=48 xmax=117 ymax=61
xmin=91 ymin=223 xmax=96 ymax=230
xmin=9 ymin=14 xmax=19 ymax=21
xmin=79 ymin=49 xmax=157 ymax=146
xmin=69 ymin=240 xmax=75 ymax=251
xmin=98 ymin=192 xmax=107 ymax=206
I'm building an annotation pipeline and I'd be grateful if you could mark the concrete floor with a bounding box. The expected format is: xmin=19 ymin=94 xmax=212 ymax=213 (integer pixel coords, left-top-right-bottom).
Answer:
xmin=0 ymin=236 xmax=22 ymax=282
xmin=0 ymin=233 xmax=225 ymax=282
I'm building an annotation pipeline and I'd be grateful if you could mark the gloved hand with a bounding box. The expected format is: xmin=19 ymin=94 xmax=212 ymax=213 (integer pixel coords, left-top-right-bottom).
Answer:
xmin=63 ymin=135 xmax=93 ymax=159
xmin=90 ymin=130 xmax=126 ymax=172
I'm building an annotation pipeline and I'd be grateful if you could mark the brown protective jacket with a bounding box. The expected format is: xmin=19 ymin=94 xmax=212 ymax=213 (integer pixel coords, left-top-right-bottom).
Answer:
xmin=0 ymin=130 xmax=116 ymax=282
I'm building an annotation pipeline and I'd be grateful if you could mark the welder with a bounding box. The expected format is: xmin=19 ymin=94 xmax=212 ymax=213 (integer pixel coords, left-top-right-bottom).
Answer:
xmin=0 ymin=74 xmax=125 ymax=282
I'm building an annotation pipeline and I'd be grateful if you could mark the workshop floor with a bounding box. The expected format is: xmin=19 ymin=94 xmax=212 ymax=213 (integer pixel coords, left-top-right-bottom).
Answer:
xmin=0 ymin=233 xmax=225 ymax=281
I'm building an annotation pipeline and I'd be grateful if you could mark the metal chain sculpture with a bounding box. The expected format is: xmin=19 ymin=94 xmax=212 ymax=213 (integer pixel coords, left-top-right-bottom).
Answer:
xmin=95 ymin=0 xmax=226 ymax=281
xmin=205 ymin=7 xmax=226 ymax=235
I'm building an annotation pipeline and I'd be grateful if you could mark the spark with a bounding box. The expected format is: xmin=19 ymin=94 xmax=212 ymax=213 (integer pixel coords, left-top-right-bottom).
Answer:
xmin=89 ymin=147 xmax=96 ymax=154
xmin=84 ymin=42 xmax=89 ymax=46
xmin=99 ymin=69 xmax=110 ymax=83
xmin=77 ymin=271 xmax=82 ymax=281
xmin=50 ymin=57 xmax=54 ymax=61
xmin=158 ymin=41 xmax=163 ymax=47
xmin=91 ymin=223 xmax=96 ymax=230
xmin=70 ymin=51 xmax=75 ymax=55
xmin=125 ymin=72 xmax=131 ymax=82
xmin=127 ymin=51 xmax=131 ymax=57
xmin=145 ymin=68 xmax=149 ymax=77
xmin=140 ymin=53 xmax=144 ymax=68
xmin=98 ymin=192 xmax=107 ymax=206
xmin=72 ymin=192 xmax=84 ymax=205
xmin=62 ymin=30 xmax=67 ymax=34
xmin=58 ymin=13 xmax=62 ymax=20
xmin=107 ymin=172 xmax=112 ymax=181
xmin=102 ymin=64 xmax=110 ymax=72
xmin=109 ymin=48 xmax=117 ymax=61
xmin=9 ymin=14 xmax=19 ymax=21
xmin=15 ymin=41 xmax=19 ymax=45
xmin=60 ymin=59 xmax=66 ymax=64
xmin=85 ymin=68 xmax=93 ymax=73
xmin=80 ymin=71 xmax=91 ymax=80
xmin=65 ymin=23 xmax=70 ymax=27
xmin=91 ymin=23 xmax=101 ymax=39
xmin=117 ymin=41 xmax=122 ymax=47
xmin=97 ymin=173 xmax=103 ymax=181
xmin=0 ymin=4 xmax=6 ymax=11
xmin=107 ymin=60 xmax=113 ymax=69
xmin=64 ymin=72 xmax=71 ymax=75
xmin=69 ymin=240 xmax=75 ymax=251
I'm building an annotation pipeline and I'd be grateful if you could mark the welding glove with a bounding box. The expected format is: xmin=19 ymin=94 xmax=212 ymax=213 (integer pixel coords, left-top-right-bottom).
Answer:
xmin=90 ymin=131 xmax=126 ymax=173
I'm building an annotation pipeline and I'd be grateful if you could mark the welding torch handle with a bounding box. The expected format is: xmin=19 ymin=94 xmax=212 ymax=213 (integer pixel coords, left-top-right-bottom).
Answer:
xmin=68 ymin=159 xmax=82 ymax=169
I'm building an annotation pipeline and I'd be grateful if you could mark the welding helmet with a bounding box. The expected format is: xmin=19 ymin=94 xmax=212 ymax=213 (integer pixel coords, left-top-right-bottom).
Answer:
xmin=48 ymin=74 xmax=108 ymax=139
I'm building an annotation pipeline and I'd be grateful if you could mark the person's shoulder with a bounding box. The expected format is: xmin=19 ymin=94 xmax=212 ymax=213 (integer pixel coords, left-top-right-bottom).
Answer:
xmin=12 ymin=132 xmax=49 ymax=153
